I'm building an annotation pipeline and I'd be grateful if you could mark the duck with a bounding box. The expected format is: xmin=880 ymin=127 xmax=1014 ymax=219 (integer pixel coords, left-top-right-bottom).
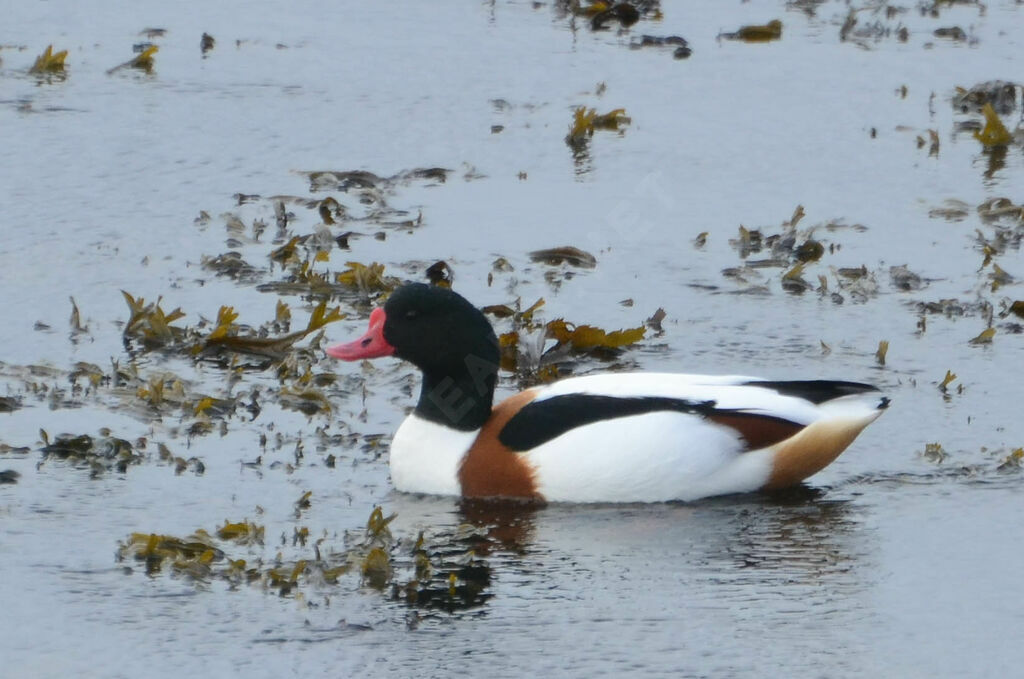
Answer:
xmin=326 ymin=283 xmax=889 ymax=503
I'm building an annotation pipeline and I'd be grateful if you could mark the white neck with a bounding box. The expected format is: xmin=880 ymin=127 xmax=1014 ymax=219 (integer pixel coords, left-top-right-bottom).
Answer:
xmin=388 ymin=413 xmax=478 ymax=497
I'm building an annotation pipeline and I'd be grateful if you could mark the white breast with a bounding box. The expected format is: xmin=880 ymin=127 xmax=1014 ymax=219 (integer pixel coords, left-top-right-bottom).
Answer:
xmin=388 ymin=413 xmax=476 ymax=497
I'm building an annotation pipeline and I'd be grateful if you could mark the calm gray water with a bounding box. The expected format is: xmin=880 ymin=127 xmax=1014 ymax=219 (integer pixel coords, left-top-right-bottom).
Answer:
xmin=2 ymin=1 xmax=1023 ymax=677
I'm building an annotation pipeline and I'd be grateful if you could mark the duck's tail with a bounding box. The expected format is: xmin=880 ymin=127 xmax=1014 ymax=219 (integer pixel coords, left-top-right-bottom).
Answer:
xmin=764 ymin=392 xmax=889 ymax=489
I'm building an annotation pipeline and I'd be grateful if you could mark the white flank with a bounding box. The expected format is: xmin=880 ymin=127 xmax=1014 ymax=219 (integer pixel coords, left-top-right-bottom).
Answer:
xmin=523 ymin=411 xmax=775 ymax=503
xmin=389 ymin=413 xmax=476 ymax=497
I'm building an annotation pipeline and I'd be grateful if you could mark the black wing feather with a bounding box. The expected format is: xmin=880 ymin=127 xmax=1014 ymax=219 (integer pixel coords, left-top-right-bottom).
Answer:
xmin=741 ymin=380 xmax=879 ymax=405
xmin=498 ymin=395 xmax=715 ymax=451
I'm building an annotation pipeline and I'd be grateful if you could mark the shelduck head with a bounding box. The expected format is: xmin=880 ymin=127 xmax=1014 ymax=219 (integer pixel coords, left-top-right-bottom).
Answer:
xmin=327 ymin=283 xmax=498 ymax=367
xmin=326 ymin=284 xmax=501 ymax=429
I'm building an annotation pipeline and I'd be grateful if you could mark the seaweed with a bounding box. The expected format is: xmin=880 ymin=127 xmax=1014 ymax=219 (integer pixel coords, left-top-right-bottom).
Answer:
xmin=200 ymin=301 xmax=345 ymax=360
xmin=528 ymin=246 xmax=597 ymax=268
xmin=590 ymin=3 xmax=640 ymax=30
xmin=546 ymin=319 xmax=645 ymax=351
xmin=29 ymin=45 xmax=68 ymax=74
xmin=216 ymin=519 xmax=265 ymax=545
xmin=968 ymin=327 xmax=995 ymax=345
xmin=630 ymin=35 xmax=691 ymax=59
xmin=425 ymin=261 xmax=454 ymax=288
xmin=493 ymin=294 xmax=648 ymax=382
xmin=720 ymin=20 xmax=782 ymax=42
xmin=974 ymin=103 xmax=1013 ymax=147
xmin=953 ymin=81 xmax=1019 ymax=115
xmin=996 ymin=448 xmax=1024 ymax=472
xmin=107 ymin=45 xmax=158 ymax=75
xmin=39 ymin=431 xmax=143 ymax=476
xmin=121 ymin=291 xmax=188 ymax=349
xmin=122 ymin=292 xmax=344 ymax=361
xmin=117 ymin=505 xmax=497 ymax=610
xmin=335 ymin=261 xmax=401 ymax=295
xmin=875 ymin=340 xmax=889 ymax=366
xmin=921 ymin=442 xmax=948 ymax=464
xmin=933 ymin=26 xmax=967 ymax=42
xmin=565 ymin=107 xmax=630 ymax=149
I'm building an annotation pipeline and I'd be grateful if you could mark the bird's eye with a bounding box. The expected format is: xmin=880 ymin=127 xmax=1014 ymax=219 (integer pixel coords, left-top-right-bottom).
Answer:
xmin=405 ymin=309 xmax=419 ymax=320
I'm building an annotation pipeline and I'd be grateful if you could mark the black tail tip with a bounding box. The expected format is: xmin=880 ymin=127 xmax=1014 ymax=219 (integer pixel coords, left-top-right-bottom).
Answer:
xmin=878 ymin=397 xmax=891 ymax=410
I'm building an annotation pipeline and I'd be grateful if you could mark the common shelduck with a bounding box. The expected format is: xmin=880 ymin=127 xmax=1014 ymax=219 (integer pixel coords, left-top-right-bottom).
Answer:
xmin=327 ymin=283 xmax=889 ymax=503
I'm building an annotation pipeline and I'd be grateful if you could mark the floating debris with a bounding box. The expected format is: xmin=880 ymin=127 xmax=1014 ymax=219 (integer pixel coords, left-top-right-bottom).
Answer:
xmin=973 ymin=103 xmax=1012 ymax=147
xmin=203 ymin=301 xmax=345 ymax=360
xmin=117 ymin=504 xmax=496 ymax=609
xmin=977 ymin=197 xmax=1023 ymax=223
xmin=201 ymin=251 xmax=262 ymax=282
xmin=646 ymin=308 xmax=666 ymax=333
xmin=108 ymin=45 xmax=158 ymax=75
xmin=781 ymin=262 xmax=813 ymax=293
xmin=0 ymin=470 xmax=19 ymax=484
xmin=278 ymin=386 xmax=332 ymax=416
xmin=916 ymin=298 xmax=982 ymax=318
xmin=122 ymin=290 xmax=345 ymax=363
xmin=928 ymin=199 xmax=971 ymax=222
xmin=121 ymin=292 xmax=188 ymax=350
xmin=838 ymin=8 xmax=908 ymax=46
xmin=629 ymin=34 xmax=691 ymax=58
xmin=335 ymin=261 xmax=401 ymax=295
xmin=29 ymin=45 xmax=68 ymax=74
xmin=216 ymin=519 xmax=264 ymax=545
xmin=968 ymin=327 xmax=995 ymax=345
xmin=889 ymin=265 xmax=925 ymax=291
xmin=40 ymin=431 xmax=144 ymax=476
xmin=630 ymin=35 xmax=691 ymax=59
xmin=933 ymin=26 xmax=966 ymax=42
xmin=720 ymin=20 xmax=782 ymax=42
xmin=921 ymin=442 xmax=948 ymax=464
xmin=988 ymin=263 xmax=1014 ymax=292
xmin=528 ymin=246 xmax=597 ymax=268
xmin=0 ymin=396 xmax=22 ymax=413
xmin=200 ymin=33 xmax=215 ymax=55
xmin=565 ymin=107 xmax=630 ymax=148
xmin=590 ymin=3 xmax=640 ymax=30
xmin=118 ymin=531 xmax=224 ymax=578
xmin=875 ymin=340 xmax=889 ymax=366
xmin=953 ymin=81 xmax=1019 ymax=115
xmin=794 ymin=240 xmax=824 ymax=263
xmin=302 ymin=167 xmax=449 ymax=194
xmin=425 ymin=261 xmax=454 ymax=288
xmin=546 ymin=319 xmax=646 ymax=351
xmin=917 ymin=129 xmax=940 ymax=156
xmin=996 ymin=448 xmax=1023 ymax=472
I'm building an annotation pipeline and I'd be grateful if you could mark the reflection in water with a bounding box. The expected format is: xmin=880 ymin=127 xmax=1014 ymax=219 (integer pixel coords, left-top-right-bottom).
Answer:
xmin=394 ymin=500 xmax=539 ymax=614
xmin=569 ymin=137 xmax=593 ymax=178
xmin=982 ymin=145 xmax=1008 ymax=180
xmin=701 ymin=490 xmax=859 ymax=579
xmin=458 ymin=498 xmax=539 ymax=555
xmin=412 ymin=488 xmax=868 ymax=620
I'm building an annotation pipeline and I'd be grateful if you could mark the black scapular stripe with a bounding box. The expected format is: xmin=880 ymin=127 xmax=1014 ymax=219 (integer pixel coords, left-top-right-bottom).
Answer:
xmin=498 ymin=393 xmax=806 ymax=452
xmin=498 ymin=395 xmax=717 ymax=451
xmin=741 ymin=380 xmax=879 ymax=405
